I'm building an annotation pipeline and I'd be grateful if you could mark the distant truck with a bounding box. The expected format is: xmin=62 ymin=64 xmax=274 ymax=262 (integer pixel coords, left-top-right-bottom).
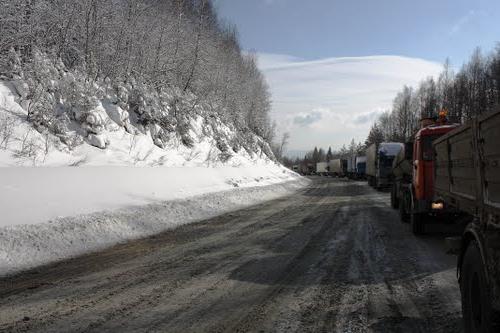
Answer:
xmin=329 ymin=159 xmax=347 ymax=177
xmin=391 ymin=142 xmax=413 ymax=213
xmin=432 ymin=110 xmax=500 ymax=332
xmin=346 ymin=155 xmax=356 ymax=178
xmin=391 ymin=115 xmax=460 ymax=234
xmin=298 ymin=163 xmax=314 ymax=175
xmin=316 ymin=162 xmax=328 ymax=176
xmin=366 ymin=142 xmax=403 ymax=188
xmin=355 ymin=156 xmax=367 ymax=179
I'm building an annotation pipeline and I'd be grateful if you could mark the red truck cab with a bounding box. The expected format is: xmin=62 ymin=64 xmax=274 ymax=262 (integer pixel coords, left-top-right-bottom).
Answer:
xmin=413 ymin=123 xmax=460 ymax=204
xmin=406 ymin=114 xmax=461 ymax=234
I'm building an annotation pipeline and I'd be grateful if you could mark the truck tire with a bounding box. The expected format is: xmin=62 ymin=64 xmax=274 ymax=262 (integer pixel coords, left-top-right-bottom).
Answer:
xmin=410 ymin=211 xmax=424 ymax=235
xmin=399 ymin=193 xmax=409 ymax=223
xmin=391 ymin=184 xmax=399 ymax=209
xmin=460 ymin=241 xmax=496 ymax=333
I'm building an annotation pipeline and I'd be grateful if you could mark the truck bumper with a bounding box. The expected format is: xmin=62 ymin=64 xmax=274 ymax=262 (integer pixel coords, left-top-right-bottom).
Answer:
xmin=377 ymin=177 xmax=393 ymax=187
xmin=415 ymin=199 xmax=461 ymax=219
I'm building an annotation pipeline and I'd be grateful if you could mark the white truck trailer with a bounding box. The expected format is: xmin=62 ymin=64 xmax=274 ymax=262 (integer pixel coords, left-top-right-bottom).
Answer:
xmin=316 ymin=162 xmax=328 ymax=176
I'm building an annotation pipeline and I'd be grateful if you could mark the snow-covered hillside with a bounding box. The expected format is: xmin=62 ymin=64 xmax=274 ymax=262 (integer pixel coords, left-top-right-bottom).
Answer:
xmin=0 ymin=80 xmax=274 ymax=168
xmin=0 ymin=78 xmax=307 ymax=277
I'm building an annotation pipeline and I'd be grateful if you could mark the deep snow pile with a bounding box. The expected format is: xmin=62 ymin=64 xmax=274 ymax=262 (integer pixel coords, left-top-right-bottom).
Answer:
xmin=0 ymin=166 xmax=301 ymax=227
xmin=0 ymin=167 xmax=307 ymax=276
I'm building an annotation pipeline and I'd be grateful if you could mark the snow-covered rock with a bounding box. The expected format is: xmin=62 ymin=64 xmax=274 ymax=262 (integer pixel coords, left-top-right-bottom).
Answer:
xmin=87 ymin=133 xmax=109 ymax=149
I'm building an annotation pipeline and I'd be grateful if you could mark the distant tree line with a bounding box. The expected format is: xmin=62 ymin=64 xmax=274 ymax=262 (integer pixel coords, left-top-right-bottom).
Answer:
xmin=282 ymin=139 xmax=364 ymax=169
xmin=0 ymin=0 xmax=275 ymax=147
xmin=366 ymin=46 xmax=500 ymax=145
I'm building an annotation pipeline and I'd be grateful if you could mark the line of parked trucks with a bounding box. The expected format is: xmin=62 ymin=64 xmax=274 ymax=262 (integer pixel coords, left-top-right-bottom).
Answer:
xmin=298 ymin=156 xmax=367 ymax=179
xmin=303 ymin=110 xmax=500 ymax=332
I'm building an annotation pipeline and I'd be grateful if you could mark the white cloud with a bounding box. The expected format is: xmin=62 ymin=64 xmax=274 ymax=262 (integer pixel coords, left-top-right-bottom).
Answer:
xmin=293 ymin=111 xmax=322 ymax=127
xmin=450 ymin=10 xmax=476 ymax=36
xmin=257 ymin=53 xmax=443 ymax=150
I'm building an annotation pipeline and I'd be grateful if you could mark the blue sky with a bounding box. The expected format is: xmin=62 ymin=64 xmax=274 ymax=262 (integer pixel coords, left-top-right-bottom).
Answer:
xmin=215 ymin=0 xmax=500 ymax=152
xmin=216 ymin=0 xmax=499 ymax=65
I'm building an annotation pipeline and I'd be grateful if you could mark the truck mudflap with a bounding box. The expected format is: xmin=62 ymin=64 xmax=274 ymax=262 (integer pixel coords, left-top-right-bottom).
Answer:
xmin=484 ymin=220 xmax=500 ymax=312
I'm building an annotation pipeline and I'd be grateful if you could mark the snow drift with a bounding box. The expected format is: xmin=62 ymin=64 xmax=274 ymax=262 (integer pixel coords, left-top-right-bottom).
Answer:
xmin=0 ymin=174 xmax=308 ymax=277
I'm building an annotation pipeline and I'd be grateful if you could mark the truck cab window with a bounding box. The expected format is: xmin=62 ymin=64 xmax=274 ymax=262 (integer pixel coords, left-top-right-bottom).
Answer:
xmin=422 ymin=135 xmax=440 ymax=161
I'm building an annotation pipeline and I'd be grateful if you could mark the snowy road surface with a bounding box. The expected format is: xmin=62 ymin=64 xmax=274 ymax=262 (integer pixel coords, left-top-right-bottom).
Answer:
xmin=0 ymin=177 xmax=463 ymax=333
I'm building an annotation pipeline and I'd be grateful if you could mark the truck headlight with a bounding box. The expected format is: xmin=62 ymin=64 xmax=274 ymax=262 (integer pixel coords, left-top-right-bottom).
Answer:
xmin=432 ymin=202 xmax=444 ymax=210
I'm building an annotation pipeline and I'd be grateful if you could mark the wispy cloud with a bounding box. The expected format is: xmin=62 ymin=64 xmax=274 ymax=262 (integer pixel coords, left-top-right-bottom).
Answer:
xmin=353 ymin=110 xmax=385 ymax=125
xmin=449 ymin=10 xmax=483 ymax=36
xmin=257 ymin=53 xmax=443 ymax=150
xmin=293 ymin=111 xmax=322 ymax=127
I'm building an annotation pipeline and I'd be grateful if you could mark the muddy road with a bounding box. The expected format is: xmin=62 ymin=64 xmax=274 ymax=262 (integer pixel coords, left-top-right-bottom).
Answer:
xmin=0 ymin=177 xmax=462 ymax=333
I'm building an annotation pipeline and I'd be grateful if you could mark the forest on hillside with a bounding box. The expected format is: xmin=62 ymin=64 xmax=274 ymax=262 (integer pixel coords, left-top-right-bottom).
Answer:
xmin=366 ymin=46 xmax=500 ymax=145
xmin=0 ymin=0 xmax=275 ymax=160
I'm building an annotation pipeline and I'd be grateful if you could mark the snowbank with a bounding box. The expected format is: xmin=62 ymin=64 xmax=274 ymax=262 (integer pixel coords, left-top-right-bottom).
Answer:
xmin=0 ymin=165 xmax=300 ymax=227
xmin=0 ymin=166 xmax=308 ymax=276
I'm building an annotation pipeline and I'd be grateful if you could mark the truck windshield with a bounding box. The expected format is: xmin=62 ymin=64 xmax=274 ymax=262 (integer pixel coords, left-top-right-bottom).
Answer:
xmin=380 ymin=156 xmax=394 ymax=167
xmin=422 ymin=135 xmax=440 ymax=161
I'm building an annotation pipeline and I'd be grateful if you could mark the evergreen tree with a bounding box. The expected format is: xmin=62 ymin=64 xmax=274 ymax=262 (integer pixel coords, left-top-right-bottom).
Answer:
xmin=326 ymin=147 xmax=333 ymax=162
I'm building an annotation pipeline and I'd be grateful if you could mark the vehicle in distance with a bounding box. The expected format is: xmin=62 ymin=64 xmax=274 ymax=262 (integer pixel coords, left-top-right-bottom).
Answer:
xmin=355 ymin=156 xmax=367 ymax=180
xmin=346 ymin=155 xmax=356 ymax=179
xmin=316 ymin=162 xmax=329 ymax=176
xmin=366 ymin=142 xmax=403 ymax=189
xmin=329 ymin=159 xmax=347 ymax=177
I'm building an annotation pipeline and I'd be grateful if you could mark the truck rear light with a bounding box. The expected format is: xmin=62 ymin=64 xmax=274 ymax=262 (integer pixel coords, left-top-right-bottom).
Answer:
xmin=432 ymin=202 xmax=444 ymax=210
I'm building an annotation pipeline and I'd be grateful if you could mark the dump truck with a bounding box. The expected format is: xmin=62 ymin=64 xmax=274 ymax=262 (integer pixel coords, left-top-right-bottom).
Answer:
xmin=316 ymin=162 xmax=328 ymax=176
xmin=433 ymin=110 xmax=500 ymax=332
xmin=329 ymin=159 xmax=347 ymax=177
xmin=392 ymin=114 xmax=460 ymax=234
xmin=355 ymin=156 xmax=367 ymax=179
xmin=366 ymin=142 xmax=403 ymax=188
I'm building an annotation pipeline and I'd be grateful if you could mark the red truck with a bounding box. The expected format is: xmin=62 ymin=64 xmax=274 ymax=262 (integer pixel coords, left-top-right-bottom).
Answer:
xmin=391 ymin=112 xmax=460 ymax=234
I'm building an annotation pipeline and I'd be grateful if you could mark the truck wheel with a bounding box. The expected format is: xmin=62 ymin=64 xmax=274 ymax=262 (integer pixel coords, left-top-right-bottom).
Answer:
xmin=460 ymin=241 xmax=495 ymax=333
xmin=390 ymin=184 xmax=399 ymax=209
xmin=410 ymin=212 xmax=424 ymax=235
xmin=399 ymin=194 xmax=409 ymax=223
